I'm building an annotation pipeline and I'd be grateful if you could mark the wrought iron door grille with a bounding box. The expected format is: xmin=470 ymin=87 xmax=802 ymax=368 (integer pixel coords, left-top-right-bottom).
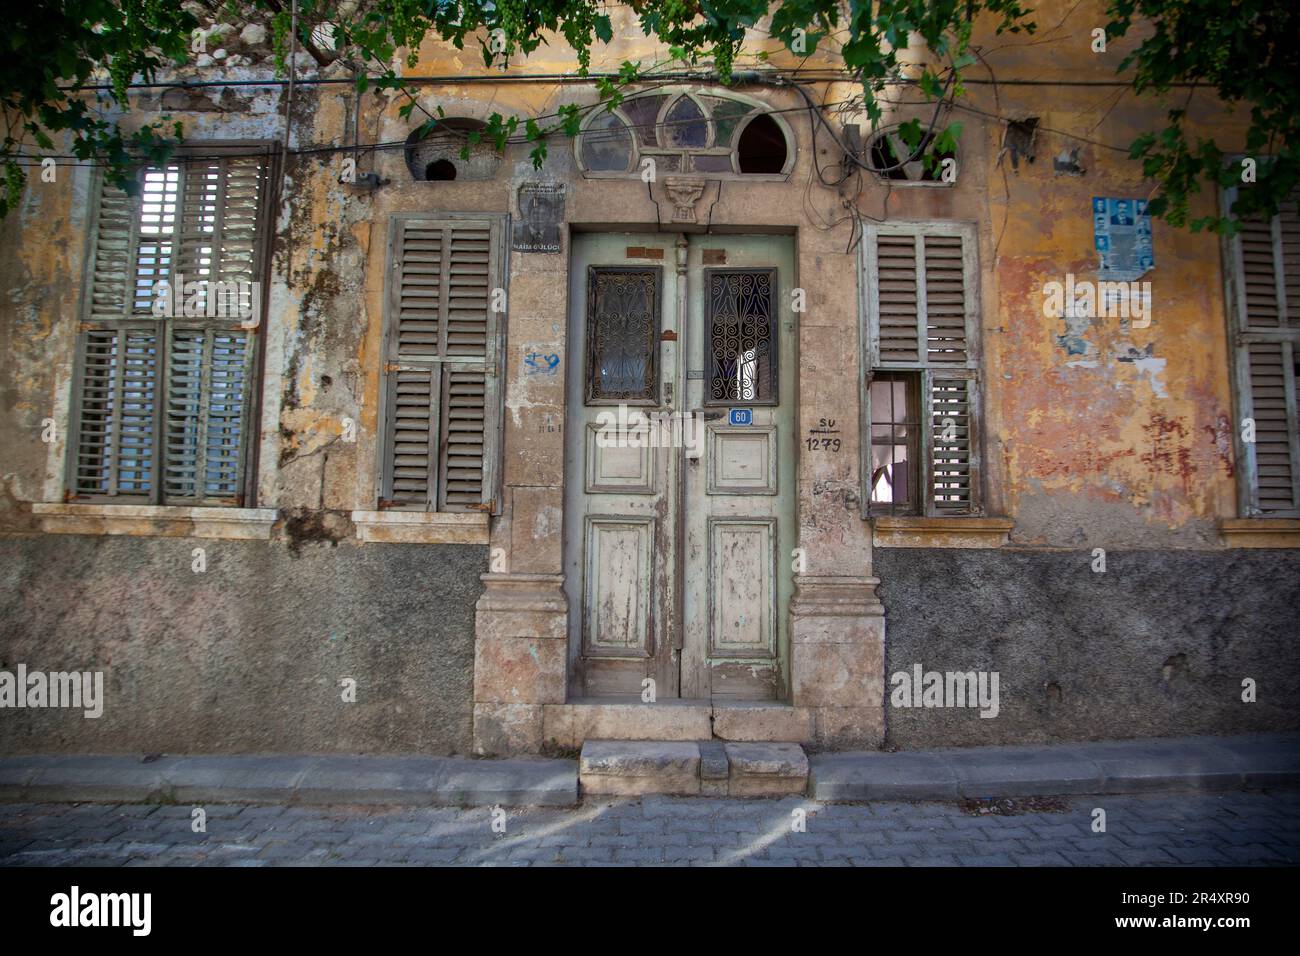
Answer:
xmin=586 ymin=266 xmax=661 ymax=405
xmin=707 ymin=268 xmax=777 ymax=405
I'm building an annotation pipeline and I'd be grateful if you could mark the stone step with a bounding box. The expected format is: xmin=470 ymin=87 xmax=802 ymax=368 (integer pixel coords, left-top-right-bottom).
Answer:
xmin=544 ymin=699 xmax=815 ymax=748
xmin=579 ymin=740 xmax=809 ymax=798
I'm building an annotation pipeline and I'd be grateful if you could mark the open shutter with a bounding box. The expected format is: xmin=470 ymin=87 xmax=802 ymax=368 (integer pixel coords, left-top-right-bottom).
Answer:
xmin=928 ymin=371 xmax=978 ymax=514
xmin=163 ymin=156 xmax=266 ymax=504
xmin=86 ymin=182 xmax=138 ymax=322
xmin=1228 ymin=190 xmax=1300 ymax=515
xmin=380 ymin=215 xmax=505 ymax=512
xmin=70 ymin=168 xmax=165 ymax=499
xmin=71 ymin=155 xmax=267 ymax=504
xmin=862 ymin=222 xmax=981 ymax=517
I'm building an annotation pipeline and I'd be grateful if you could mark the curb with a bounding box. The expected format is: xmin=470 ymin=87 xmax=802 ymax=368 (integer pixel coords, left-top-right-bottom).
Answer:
xmin=0 ymin=754 xmax=580 ymax=808
xmin=809 ymin=733 xmax=1300 ymax=802
xmin=1 ymin=733 xmax=1295 ymax=807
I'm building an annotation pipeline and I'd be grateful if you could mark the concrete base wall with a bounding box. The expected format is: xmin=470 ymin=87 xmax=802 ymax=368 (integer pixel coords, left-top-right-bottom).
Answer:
xmin=876 ymin=548 xmax=1300 ymax=749
xmin=0 ymin=535 xmax=483 ymax=755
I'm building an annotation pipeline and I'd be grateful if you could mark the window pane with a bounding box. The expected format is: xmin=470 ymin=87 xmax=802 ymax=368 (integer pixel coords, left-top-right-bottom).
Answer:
xmin=869 ymin=372 xmax=919 ymax=513
xmin=871 ymin=442 xmax=911 ymax=506
xmin=662 ymin=96 xmax=708 ymax=149
xmin=619 ymin=95 xmax=666 ymax=147
xmin=586 ymin=267 xmax=660 ymax=403
xmin=708 ymin=270 xmax=775 ymax=404
xmin=580 ymin=112 xmax=634 ymax=172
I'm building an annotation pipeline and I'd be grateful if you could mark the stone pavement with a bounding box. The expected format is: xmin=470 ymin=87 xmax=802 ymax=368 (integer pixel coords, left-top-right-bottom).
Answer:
xmin=1 ymin=790 xmax=1297 ymax=866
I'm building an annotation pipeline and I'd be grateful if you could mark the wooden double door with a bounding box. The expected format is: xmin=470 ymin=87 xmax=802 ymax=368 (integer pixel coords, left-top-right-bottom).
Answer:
xmin=563 ymin=232 xmax=797 ymax=701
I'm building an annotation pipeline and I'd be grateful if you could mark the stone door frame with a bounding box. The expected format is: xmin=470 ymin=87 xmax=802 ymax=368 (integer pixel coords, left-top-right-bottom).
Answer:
xmin=472 ymin=212 xmax=885 ymax=755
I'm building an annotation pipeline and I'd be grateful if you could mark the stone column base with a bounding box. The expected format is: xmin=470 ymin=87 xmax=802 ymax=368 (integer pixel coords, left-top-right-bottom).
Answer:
xmin=472 ymin=572 xmax=568 ymax=755
xmin=789 ymin=574 xmax=886 ymax=749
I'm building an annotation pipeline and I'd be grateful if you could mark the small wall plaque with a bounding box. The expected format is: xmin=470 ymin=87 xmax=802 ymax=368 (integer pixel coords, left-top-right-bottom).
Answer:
xmin=513 ymin=183 xmax=565 ymax=253
xmin=626 ymin=246 xmax=665 ymax=259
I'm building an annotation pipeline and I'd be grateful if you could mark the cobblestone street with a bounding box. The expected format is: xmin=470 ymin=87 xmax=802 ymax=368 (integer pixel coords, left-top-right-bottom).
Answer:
xmin=2 ymin=790 xmax=1297 ymax=866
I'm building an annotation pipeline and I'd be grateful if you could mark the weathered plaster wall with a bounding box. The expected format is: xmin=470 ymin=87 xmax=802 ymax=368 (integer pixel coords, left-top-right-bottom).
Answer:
xmin=959 ymin=0 xmax=1246 ymax=546
xmin=0 ymin=1 xmax=1294 ymax=757
xmin=877 ymin=548 xmax=1300 ymax=748
xmin=0 ymin=535 xmax=481 ymax=754
xmin=0 ymin=140 xmax=87 ymax=525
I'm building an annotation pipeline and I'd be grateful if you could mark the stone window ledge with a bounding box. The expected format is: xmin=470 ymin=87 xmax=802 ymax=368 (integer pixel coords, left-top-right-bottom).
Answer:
xmin=31 ymin=503 xmax=277 ymax=540
xmin=351 ymin=510 xmax=489 ymax=545
xmin=1218 ymin=518 xmax=1300 ymax=549
xmin=871 ymin=515 xmax=1014 ymax=549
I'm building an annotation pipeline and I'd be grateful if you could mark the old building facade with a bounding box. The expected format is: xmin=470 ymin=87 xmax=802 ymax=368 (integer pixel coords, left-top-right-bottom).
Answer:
xmin=1 ymin=1 xmax=1297 ymax=758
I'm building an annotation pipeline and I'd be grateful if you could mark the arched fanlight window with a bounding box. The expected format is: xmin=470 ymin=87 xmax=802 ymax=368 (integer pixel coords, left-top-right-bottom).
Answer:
xmin=576 ymin=88 xmax=795 ymax=180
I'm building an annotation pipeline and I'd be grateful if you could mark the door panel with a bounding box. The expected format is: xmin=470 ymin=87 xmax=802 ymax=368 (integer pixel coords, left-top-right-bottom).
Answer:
xmin=585 ymin=423 xmax=655 ymax=493
xmin=708 ymin=424 xmax=778 ymax=494
xmin=682 ymin=235 xmax=796 ymax=701
xmin=564 ymin=235 xmax=680 ymax=699
xmin=565 ymin=232 xmax=795 ymax=701
xmin=708 ymin=516 xmax=777 ymax=657
xmin=583 ymin=516 xmax=655 ymax=654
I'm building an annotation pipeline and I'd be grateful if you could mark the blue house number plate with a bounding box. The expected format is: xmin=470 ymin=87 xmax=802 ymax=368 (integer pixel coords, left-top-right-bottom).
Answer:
xmin=729 ymin=408 xmax=753 ymax=426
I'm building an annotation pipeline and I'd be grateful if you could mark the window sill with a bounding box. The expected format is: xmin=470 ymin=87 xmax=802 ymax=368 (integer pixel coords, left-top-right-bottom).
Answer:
xmin=1218 ymin=518 xmax=1300 ymax=548
xmin=871 ymin=516 xmax=1014 ymax=549
xmin=31 ymin=503 xmax=277 ymax=540
xmin=351 ymin=510 xmax=489 ymax=545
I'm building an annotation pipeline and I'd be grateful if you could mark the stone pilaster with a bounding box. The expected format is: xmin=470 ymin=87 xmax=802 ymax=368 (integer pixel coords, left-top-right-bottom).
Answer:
xmin=789 ymin=574 xmax=886 ymax=748
xmin=472 ymin=571 xmax=568 ymax=755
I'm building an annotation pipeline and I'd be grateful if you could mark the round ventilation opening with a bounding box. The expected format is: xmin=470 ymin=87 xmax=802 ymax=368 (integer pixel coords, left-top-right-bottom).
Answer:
xmin=425 ymin=159 xmax=458 ymax=181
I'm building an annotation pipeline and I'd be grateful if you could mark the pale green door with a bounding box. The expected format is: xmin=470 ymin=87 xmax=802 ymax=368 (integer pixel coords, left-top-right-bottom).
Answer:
xmin=564 ymin=232 xmax=796 ymax=700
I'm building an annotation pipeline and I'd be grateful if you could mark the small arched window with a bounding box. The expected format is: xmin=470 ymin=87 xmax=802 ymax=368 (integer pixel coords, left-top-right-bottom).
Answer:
xmin=576 ymin=88 xmax=794 ymax=180
xmin=405 ymin=118 xmax=501 ymax=182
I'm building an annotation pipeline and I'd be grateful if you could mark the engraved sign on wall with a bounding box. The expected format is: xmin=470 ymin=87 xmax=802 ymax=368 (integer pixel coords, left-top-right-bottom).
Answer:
xmin=513 ymin=183 xmax=565 ymax=253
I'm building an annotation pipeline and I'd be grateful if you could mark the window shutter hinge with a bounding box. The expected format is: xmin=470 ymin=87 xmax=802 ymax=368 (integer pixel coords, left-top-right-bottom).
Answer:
xmin=467 ymin=500 xmax=494 ymax=512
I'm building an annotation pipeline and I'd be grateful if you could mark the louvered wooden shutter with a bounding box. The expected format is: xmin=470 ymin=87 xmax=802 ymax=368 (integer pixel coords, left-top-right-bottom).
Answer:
xmin=163 ymin=328 xmax=254 ymax=501
xmin=874 ymin=234 xmax=922 ymax=363
xmin=863 ymin=223 xmax=981 ymax=516
xmin=930 ymin=372 xmax=976 ymax=513
xmin=71 ymin=156 xmax=268 ymax=504
xmin=72 ymin=327 xmax=161 ymax=497
xmin=1228 ymin=191 xmax=1300 ymax=515
xmin=380 ymin=216 xmax=504 ymax=512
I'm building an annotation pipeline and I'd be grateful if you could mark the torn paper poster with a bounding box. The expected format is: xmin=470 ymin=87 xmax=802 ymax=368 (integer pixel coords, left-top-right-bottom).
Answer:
xmin=1092 ymin=196 xmax=1154 ymax=281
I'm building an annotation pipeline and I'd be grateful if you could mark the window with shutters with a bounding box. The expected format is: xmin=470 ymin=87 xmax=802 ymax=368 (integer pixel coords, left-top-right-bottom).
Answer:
xmin=379 ymin=213 xmax=507 ymax=513
xmin=68 ymin=152 xmax=272 ymax=505
xmin=860 ymin=221 xmax=982 ymax=517
xmin=1225 ymin=187 xmax=1300 ymax=516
